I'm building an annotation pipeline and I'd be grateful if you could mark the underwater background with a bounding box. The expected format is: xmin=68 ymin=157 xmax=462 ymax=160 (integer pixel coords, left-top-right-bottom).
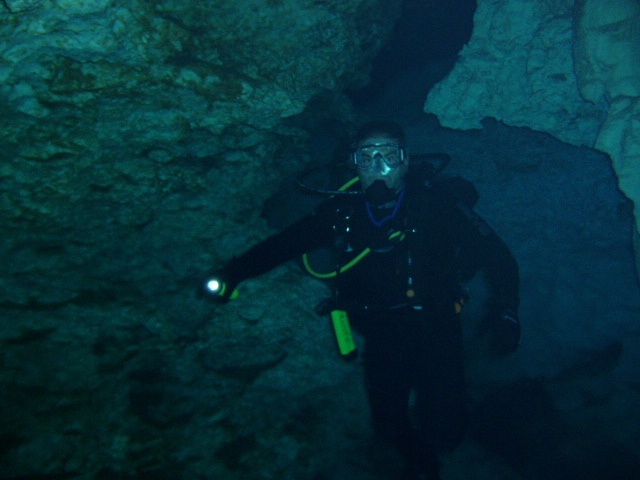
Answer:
xmin=2 ymin=0 xmax=640 ymax=478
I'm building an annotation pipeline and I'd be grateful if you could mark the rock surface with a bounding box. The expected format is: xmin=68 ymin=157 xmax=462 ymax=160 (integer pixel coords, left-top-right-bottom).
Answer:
xmin=0 ymin=0 xmax=401 ymax=477
xmin=0 ymin=0 xmax=400 ymax=307
xmin=575 ymin=0 xmax=640 ymax=279
xmin=425 ymin=0 xmax=605 ymax=147
xmin=425 ymin=0 xmax=640 ymax=278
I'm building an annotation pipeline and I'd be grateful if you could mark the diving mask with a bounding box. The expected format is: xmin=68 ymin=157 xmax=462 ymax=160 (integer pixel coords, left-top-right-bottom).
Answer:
xmin=352 ymin=142 xmax=406 ymax=171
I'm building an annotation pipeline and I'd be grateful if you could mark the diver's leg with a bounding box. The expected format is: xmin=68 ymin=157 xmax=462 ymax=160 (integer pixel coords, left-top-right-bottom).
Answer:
xmin=414 ymin=313 xmax=469 ymax=453
xmin=363 ymin=320 xmax=413 ymax=448
xmin=363 ymin=314 xmax=441 ymax=479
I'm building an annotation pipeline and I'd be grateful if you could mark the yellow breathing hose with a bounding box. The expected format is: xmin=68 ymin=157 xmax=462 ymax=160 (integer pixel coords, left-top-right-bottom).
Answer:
xmin=303 ymin=228 xmax=405 ymax=279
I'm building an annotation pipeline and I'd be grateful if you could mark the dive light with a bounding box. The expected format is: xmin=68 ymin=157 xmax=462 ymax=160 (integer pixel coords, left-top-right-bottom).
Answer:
xmin=204 ymin=278 xmax=239 ymax=300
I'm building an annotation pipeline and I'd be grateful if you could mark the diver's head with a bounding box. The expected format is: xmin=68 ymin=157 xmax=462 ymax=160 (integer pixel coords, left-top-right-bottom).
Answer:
xmin=351 ymin=121 xmax=408 ymax=205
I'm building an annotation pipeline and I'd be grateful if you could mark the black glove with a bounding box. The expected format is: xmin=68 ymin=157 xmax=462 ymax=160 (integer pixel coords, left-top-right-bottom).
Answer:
xmin=488 ymin=308 xmax=521 ymax=356
xmin=202 ymin=272 xmax=239 ymax=303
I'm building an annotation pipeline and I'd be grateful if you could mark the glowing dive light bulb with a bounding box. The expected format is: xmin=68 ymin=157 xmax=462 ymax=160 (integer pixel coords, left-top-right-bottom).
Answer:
xmin=206 ymin=279 xmax=222 ymax=294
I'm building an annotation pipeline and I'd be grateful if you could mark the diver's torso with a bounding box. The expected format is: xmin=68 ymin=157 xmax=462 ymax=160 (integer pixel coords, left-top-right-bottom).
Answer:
xmin=332 ymin=186 xmax=463 ymax=312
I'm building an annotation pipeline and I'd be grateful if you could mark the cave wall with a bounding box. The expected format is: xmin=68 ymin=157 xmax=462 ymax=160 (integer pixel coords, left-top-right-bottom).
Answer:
xmin=425 ymin=0 xmax=640 ymax=279
xmin=575 ymin=0 xmax=640 ymax=280
xmin=1 ymin=0 xmax=400 ymax=307
xmin=0 ymin=1 xmax=403 ymax=476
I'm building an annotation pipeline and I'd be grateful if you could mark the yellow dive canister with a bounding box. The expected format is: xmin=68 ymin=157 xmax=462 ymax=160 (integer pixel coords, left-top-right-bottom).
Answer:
xmin=330 ymin=309 xmax=357 ymax=359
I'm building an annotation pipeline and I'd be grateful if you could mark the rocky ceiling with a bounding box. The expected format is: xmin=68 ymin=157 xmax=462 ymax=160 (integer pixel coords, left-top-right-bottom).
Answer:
xmin=426 ymin=0 xmax=640 ymax=279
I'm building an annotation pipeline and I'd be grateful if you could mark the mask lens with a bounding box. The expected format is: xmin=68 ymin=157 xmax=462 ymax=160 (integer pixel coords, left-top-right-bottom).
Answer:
xmin=355 ymin=143 xmax=404 ymax=170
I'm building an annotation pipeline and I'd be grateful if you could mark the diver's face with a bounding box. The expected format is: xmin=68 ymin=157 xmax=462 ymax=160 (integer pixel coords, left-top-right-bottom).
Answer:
xmin=354 ymin=134 xmax=408 ymax=193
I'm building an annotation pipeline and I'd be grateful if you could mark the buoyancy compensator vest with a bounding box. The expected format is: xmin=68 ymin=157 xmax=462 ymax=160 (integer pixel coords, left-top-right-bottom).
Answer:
xmin=298 ymin=153 xmax=479 ymax=359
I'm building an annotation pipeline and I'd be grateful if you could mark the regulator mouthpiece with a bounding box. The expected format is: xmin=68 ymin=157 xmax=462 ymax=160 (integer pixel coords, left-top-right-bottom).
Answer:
xmin=364 ymin=180 xmax=397 ymax=206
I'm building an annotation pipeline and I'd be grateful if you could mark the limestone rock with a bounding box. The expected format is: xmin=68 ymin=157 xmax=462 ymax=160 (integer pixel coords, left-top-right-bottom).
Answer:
xmin=575 ymin=0 xmax=640 ymax=280
xmin=4 ymin=0 xmax=44 ymax=13
xmin=425 ymin=0 xmax=605 ymax=147
xmin=425 ymin=0 xmax=640 ymax=279
xmin=574 ymin=0 xmax=640 ymax=103
xmin=0 ymin=1 xmax=403 ymax=476
xmin=0 ymin=0 xmax=401 ymax=306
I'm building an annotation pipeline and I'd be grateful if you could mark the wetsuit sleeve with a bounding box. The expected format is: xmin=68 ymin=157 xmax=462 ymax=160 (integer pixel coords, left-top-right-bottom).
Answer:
xmin=220 ymin=204 xmax=336 ymax=285
xmin=452 ymin=201 xmax=520 ymax=311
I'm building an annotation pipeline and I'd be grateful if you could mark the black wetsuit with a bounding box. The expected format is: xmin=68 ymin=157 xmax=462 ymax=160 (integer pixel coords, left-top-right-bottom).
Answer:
xmin=220 ymin=175 xmax=520 ymax=476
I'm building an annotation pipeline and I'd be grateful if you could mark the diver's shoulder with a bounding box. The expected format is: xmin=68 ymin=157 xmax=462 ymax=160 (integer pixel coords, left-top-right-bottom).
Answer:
xmin=410 ymin=175 xmax=479 ymax=208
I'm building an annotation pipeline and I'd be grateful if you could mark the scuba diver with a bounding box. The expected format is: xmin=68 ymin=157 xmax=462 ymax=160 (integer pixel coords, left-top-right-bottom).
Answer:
xmin=204 ymin=120 xmax=521 ymax=480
